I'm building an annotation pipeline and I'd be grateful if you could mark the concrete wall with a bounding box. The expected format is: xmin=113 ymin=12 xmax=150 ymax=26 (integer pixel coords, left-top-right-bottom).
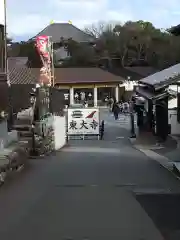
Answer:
xmin=169 ymin=85 xmax=180 ymax=93
xmin=168 ymin=109 xmax=180 ymax=135
xmin=53 ymin=116 xmax=66 ymax=150
xmin=168 ymin=98 xmax=177 ymax=109
xmin=35 ymin=115 xmax=67 ymax=150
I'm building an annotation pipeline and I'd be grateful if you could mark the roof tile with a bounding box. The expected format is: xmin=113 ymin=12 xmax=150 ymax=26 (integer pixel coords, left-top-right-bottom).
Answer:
xmin=9 ymin=67 xmax=39 ymax=84
xmin=6 ymin=57 xmax=39 ymax=84
xmin=139 ymin=63 xmax=180 ymax=89
xmin=54 ymin=67 xmax=124 ymax=84
xmin=33 ymin=23 xmax=94 ymax=43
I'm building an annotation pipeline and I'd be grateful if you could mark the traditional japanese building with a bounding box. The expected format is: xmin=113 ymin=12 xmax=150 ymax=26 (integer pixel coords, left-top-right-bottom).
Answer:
xmin=32 ymin=22 xmax=95 ymax=62
xmin=168 ymin=24 xmax=180 ymax=132
xmin=53 ymin=67 xmax=124 ymax=106
xmin=136 ymin=63 xmax=180 ymax=140
xmin=3 ymin=56 xmax=157 ymax=108
xmin=134 ymin=24 xmax=180 ymax=138
xmin=1 ymin=23 xmax=157 ymax=112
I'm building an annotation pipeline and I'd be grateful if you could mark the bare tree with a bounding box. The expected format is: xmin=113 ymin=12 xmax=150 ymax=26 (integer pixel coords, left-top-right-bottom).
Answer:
xmin=84 ymin=21 xmax=109 ymax=38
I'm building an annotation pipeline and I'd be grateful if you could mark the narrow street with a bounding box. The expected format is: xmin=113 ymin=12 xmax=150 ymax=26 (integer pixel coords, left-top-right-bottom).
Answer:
xmin=0 ymin=109 xmax=180 ymax=240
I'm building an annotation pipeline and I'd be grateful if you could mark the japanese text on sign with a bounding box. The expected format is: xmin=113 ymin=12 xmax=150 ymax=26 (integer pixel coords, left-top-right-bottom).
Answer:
xmin=67 ymin=108 xmax=100 ymax=135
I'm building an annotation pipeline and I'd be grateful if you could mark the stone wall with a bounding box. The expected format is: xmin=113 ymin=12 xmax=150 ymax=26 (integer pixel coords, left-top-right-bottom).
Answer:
xmin=0 ymin=119 xmax=17 ymax=149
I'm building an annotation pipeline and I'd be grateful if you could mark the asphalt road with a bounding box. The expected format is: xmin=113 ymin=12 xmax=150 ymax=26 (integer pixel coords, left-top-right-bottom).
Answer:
xmin=0 ymin=110 xmax=180 ymax=240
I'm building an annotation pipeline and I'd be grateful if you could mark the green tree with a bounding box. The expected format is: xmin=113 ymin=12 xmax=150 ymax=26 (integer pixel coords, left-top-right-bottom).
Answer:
xmin=9 ymin=20 xmax=180 ymax=70
xmin=94 ymin=20 xmax=180 ymax=69
xmin=13 ymin=41 xmax=42 ymax=67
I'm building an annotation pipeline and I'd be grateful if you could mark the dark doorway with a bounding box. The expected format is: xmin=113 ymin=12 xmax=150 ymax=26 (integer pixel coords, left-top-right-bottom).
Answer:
xmin=74 ymin=88 xmax=94 ymax=106
xmin=97 ymin=87 xmax=114 ymax=106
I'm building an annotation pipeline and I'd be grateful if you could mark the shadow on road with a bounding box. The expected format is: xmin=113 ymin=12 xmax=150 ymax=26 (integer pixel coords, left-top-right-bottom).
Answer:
xmin=136 ymin=194 xmax=180 ymax=240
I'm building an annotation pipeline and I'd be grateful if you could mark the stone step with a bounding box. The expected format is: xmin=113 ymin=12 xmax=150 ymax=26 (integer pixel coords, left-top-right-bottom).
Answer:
xmin=13 ymin=125 xmax=32 ymax=131
xmin=14 ymin=118 xmax=32 ymax=125
xmin=0 ymin=141 xmax=29 ymax=176
xmin=18 ymin=131 xmax=32 ymax=138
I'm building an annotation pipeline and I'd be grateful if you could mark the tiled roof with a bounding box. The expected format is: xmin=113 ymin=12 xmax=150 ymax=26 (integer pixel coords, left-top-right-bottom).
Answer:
xmin=139 ymin=63 xmax=180 ymax=90
xmin=125 ymin=66 xmax=157 ymax=77
xmin=8 ymin=57 xmax=28 ymax=66
xmin=33 ymin=23 xmax=95 ymax=43
xmin=9 ymin=67 xmax=39 ymax=84
xmin=136 ymin=85 xmax=169 ymax=100
xmin=6 ymin=57 xmax=39 ymax=84
xmin=54 ymin=67 xmax=124 ymax=84
xmin=109 ymin=67 xmax=143 ymax=80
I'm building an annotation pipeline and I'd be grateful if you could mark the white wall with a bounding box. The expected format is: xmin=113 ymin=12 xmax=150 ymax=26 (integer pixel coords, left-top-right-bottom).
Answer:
xmin=35 ymin=115 xmax=67 ymax=150
xmin=168 ymin=98 xmax=177 ymax=109
xmin=53 ymin=116 xmax=66 ymax=150
xmin=168 ymin=109 xmax=180 ymax=135
xmin=169 ymin=85 xmax=180 ymax=93
xmin=119 ymin=81 xmax=138 ymax=91
xmin=54 ymin=47 xmax=69 ymax=61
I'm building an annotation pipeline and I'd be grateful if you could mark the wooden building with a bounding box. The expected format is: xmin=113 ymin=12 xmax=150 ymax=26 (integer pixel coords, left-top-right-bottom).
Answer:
xmin=0 ymin=56 xmax=157 ymax=110
xmin=2 ymin=23 xmax=157 ymax=110
xmin=53 ymin=67 xmax=125 ymax=106
xmin=169 ymin=23 xmax=180 ymax=124
xmin=136 ymin=63 xmax=180 ymax=140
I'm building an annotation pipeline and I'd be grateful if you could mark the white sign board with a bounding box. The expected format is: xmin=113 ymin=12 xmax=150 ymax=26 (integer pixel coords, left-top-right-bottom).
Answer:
xmin=67 ymin=108 xmax=100 ymax=135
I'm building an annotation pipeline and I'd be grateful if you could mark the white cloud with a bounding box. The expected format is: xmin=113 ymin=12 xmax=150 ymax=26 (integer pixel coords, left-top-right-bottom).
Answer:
xmin=4 ymin=0 xmax=180 ymax=39
xmin=5 ymin=0 xmax=133 ymax=38
xmin=0 ymin=0 xmax=5 ymax=25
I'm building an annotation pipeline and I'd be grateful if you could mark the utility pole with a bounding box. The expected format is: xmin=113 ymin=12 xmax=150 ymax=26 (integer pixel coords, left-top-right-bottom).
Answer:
xmin=3 ymin=0 xmax=13 ymax=131
xmin=3 ymin=0 xmax=7 ymax=74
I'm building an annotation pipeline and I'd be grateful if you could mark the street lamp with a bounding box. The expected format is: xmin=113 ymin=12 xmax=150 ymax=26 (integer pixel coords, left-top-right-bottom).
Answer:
xmin=126 ymin=76 xmax=136 ymax=138
xmin=130 ymin=99 xmax=136 ymax=138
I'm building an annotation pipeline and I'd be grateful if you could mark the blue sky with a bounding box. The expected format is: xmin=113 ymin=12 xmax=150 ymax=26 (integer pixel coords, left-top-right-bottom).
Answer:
xmin=1 ymin=0 xmax=180 ymax=41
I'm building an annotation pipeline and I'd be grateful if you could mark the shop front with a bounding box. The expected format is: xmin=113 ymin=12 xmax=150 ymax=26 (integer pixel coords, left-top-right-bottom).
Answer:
xmin=54 ymin=68 xmax=124 ymax=107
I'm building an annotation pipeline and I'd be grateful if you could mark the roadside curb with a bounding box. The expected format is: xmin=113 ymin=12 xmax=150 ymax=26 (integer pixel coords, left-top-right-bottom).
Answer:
xmin=129 ymin=138 xmax=165 ymax=150
xmin=135 ymin=146 xmax=180 ymax=181
xmin=171 ymin=135 xmax=180 ymax=149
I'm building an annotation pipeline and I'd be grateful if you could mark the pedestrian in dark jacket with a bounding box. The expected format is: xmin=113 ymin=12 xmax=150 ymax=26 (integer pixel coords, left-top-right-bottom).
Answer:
xmin=112 ymin=102 xmax=120 ymax=120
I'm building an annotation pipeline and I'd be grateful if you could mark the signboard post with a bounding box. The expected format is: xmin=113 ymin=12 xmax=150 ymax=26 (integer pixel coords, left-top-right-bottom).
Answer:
xmin=67 ymin=108 xmax=100 ymax=139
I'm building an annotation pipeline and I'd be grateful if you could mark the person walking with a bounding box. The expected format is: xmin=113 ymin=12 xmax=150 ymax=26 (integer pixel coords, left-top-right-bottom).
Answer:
xmin=108 ymin=97 xmax=114 ymax=112
xmin=119 ymin=100 xmax=123 ymax=113
xmin=112 ymin=101 xmax=120 ymax=120
xmin=123 ymin=101 xmax=129 ymax=114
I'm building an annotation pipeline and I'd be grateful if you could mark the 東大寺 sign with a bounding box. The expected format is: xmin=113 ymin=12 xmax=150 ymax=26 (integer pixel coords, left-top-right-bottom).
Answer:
xmin=67 ymin=108 xmax=100 ymax=135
